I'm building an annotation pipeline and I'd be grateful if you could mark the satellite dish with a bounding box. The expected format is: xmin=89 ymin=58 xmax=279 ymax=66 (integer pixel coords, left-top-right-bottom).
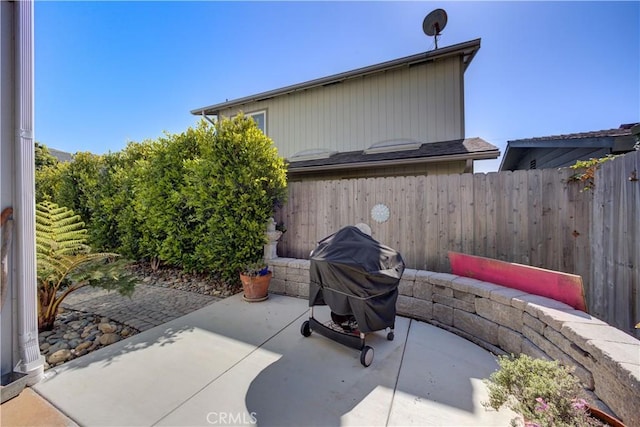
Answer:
xmin=423 ymin=8 xmax=448 ymax=49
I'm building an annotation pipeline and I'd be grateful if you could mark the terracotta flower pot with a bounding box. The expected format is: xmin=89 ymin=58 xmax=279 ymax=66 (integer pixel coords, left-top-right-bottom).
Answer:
xmin=240 ymin=271 xmax=272 ymax=302
xmin=587 ymin=405 xmax=627 ymax=427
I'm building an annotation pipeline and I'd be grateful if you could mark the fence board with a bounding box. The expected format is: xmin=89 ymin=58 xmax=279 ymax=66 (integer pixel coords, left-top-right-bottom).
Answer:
xmin=425 ymin=175 xmax=438 ymax=270
xmin=513 ymin=170 xmax=529 ymax=265
xmin=460 ymin=173 xmax=475 ymax=256
xmin=437 ymin=174 xmax=450 ymax=271
xmin=590 ymin=166 xmax=607 ymax=319
xmin=485 ymin=172 xmax=499 ymax=260
xmin=473 ymin=173 xmax=487 ymax=256
xmin=527 ymin=169 xmax=543 ymax=267
xmin=414 ymin=176 xmax=427 ymax=270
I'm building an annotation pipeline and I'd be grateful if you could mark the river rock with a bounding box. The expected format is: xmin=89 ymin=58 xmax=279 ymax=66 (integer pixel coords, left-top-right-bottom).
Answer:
xmin=99 ymin=333 xmax=120 ymax=345
xmin=68 ymin=320 xmax=85 ymax=330
xmin=63 ymin=331 xmax=80 ymax=340
xmin=48 ymin=342 xmax=70 ymax=354
xmin=98 ymin=323 xmax=117 ymax=334
xmin=48 ymin=349 xmax=71 ymax=365
xmin=75 ymin=341 xmax=92 ymax=351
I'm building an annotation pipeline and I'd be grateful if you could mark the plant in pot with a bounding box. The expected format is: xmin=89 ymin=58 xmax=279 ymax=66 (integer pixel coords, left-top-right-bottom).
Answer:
xmin=239 ymin=260 xmax=272 ymax=302
xmin=483 ymin=353 xmax=626 ymax=427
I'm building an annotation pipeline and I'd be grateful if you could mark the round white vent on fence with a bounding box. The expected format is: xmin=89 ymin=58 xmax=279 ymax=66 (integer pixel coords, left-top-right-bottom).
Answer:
xmin=371 ymin=204 xmax=390 ymax=223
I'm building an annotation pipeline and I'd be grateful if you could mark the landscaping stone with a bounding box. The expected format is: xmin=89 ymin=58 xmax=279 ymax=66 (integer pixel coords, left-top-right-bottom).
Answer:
xmin=38 ymin=261 xmax=234 ymax=371
xmin=67 ymin=339 xmax=81 ymax=349
xmin=432 ymin=283 xmax=453 ymax=298
xmin=396 ymin=295 xmax=432 ymax=321
xmin=498 ymin=325 xmax=522 ymax=355
xmin=48 ymin=349 xmax=71 ymax=365
xmin=99 ymin=333 xmax=119 ymax=345
xmin=489 ymin=287 xmax=528 ymax=306
xmin=432 ymin=303 xmax=453 ymax=325
xmin=522 ymin=311 xmax=545 ymax=335
xmin=47 ymin=342 xmax=70 ymax=354
xmin=269 ymin=278 xmax=286 ymax=294
xmin=75 ymin=341 xmax=92 ymax=352
xmin=98 ymin=323 xmax=116 ymax=334
xmin=475 ymin=297 xmax=523 ymax=332
xmin=453 ymin=309 xmax=498 ymax=345
xmin=62 ymin=331 xmax=79 ymax=340
xmin=413 ymin=281 xmax=432 ymax=301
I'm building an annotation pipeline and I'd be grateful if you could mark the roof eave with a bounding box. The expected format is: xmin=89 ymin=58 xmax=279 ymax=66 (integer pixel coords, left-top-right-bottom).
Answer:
xmin=191 ymin=38 xmax=481 ymax=116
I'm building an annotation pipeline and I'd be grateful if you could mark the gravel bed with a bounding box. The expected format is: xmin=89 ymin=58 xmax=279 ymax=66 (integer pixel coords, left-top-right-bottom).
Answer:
xmin=40 ymin=262 xmax=239 ymax=370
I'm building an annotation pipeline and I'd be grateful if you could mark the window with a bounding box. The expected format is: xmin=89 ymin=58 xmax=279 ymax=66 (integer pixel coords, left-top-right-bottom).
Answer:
xmin=530 ymin=159 xmax=537 ymax=170
xmin=247 ymin=110 xmax=267 ymax=134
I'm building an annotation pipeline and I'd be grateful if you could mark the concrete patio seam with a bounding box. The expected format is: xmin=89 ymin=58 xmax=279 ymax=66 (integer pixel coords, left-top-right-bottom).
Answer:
xmin=150 ymin=308 xmax=310 ymax=426
xmin=385 ymin=318 xmax=413 ymax=427
xmin=33 ymin=387 xmax=81 ymax=426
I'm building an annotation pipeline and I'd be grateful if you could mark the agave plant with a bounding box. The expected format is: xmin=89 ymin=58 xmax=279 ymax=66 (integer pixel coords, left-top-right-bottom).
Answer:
xmin=36 ymin=201 xmax=136 ymax=332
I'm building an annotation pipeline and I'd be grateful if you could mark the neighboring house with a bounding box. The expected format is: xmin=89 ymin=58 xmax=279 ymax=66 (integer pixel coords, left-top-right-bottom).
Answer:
xmin=1 ymin=0 xmax=44 ymax=389
xmin=500 ymin=123 xmax=640 ymax=171
xmin=191 ymin=39 xmax=499 ymax=180
xmin=49 ymin=147 xmax=73 ymax=163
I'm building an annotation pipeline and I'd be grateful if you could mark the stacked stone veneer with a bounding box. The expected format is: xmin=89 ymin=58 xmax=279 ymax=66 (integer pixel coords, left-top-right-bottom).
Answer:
xmin=269 ymin=258 xmax=639 ymax=426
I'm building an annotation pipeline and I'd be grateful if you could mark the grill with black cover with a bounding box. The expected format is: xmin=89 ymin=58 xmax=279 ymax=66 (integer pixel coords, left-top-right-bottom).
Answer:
xmin=300 ymin=225 xmax=405 ymax=367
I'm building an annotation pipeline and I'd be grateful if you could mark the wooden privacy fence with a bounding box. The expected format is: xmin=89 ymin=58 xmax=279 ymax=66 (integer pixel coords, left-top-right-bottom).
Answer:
xmin=274 ymin=151 xmax=640 ymax=336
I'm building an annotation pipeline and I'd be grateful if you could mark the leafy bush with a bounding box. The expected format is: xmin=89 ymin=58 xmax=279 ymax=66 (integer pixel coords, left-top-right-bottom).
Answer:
xmin=133 ymin=129 xmax=202 ymax=268
xmin=36 ymin=201 xmax=136 ymax=332
xmin=35 ymin=142 xmax=58 ymax=170
xmin=483 ymin=354 xmax=598 ymax=427
xmin=569 ymin=155 xmax=618 ymax=191
xmin=182 ymin=115 xmax=287 ymax=282
xmin=34 ymin=115 xmax=287 ymax=286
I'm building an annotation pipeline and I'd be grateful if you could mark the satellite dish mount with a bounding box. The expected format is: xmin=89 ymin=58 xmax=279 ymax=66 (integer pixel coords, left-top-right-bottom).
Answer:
xmin=423 ymin=9 xmax=448 ymax=50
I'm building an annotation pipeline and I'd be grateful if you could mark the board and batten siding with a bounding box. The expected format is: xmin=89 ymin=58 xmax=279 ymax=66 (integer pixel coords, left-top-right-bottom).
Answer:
xmin=220 ymin=56 xmax=464 ymax=159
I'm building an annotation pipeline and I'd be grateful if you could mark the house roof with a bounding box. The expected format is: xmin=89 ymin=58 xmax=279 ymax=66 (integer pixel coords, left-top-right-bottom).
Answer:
xmin=499 ymin=123 xmax=639 ymax=171
xmin=191 ymin=39 xmax=481 ymax=116
xmin=49 ymin=148 xmax=73 ymax=163
xmin=287 ymin=137 xmax=499 ymax=174
xmin=507 ymin=123 xmax=638 ymax=144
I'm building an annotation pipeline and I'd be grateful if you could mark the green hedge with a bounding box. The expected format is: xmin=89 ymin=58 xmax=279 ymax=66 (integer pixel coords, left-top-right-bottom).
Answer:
xmin=35 ymin=115 xmax=287 ymax=284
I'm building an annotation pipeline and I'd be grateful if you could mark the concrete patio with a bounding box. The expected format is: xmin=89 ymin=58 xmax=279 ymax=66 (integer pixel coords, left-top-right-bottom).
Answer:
xmin=31 ymin=293 xmax=516 ymax=426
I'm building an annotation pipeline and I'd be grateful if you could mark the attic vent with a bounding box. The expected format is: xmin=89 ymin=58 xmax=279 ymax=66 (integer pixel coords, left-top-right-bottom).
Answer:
xmin=365 ymin=139 xmax=422 ymax=155
xmin=530 ymin=159 xmax=537 ymax=170
xmin=289 ymin=148 xmax=338 ymax=162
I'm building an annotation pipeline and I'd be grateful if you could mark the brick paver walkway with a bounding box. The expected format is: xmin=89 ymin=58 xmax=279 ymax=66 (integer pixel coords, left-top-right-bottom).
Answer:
xmin=61 ymin=284 xmax=220 ymax=331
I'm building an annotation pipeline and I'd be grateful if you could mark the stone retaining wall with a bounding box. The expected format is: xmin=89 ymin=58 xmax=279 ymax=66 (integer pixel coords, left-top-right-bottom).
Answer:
xmin=269 ymin=257 xmax=639 ymax=426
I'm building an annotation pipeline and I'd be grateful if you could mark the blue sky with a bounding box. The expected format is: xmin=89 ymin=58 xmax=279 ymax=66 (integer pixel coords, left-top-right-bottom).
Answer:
xmin=35 ymin=1 xmax=639 ymax=172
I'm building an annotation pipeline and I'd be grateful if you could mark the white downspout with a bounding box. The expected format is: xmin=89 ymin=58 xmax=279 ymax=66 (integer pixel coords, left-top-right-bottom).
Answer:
xmin=201 ymin=111 xmax=217 ymax=126
xmin=14 ymin=0 xmax=44 ymax=384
